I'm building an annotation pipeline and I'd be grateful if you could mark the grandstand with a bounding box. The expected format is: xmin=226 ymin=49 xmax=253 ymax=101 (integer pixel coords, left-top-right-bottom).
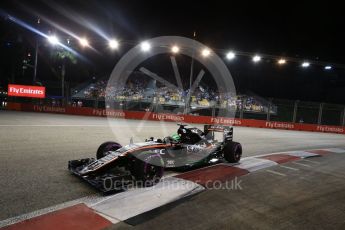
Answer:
xmin=71 ymin=75 xmax=275 ymax=117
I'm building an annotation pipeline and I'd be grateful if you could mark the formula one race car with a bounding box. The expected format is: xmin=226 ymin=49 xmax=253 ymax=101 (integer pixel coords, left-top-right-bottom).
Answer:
xmin=68 ymin=124 xmax=242 ymax=193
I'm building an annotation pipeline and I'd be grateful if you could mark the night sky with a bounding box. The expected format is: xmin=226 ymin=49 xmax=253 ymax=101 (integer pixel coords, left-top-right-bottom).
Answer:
xmin=1 ymin=0 xmax=345 ymax=103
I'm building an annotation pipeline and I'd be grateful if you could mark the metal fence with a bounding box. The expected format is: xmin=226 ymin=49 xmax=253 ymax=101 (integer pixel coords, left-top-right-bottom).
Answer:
xmin=268 ymin=99 xmax=345 ymax=126
xmin=83 ymin=98 xmax=345 ymax=126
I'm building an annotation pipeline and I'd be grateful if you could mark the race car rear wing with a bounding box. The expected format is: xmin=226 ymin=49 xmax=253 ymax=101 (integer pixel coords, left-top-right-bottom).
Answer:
xmin=204 ymin=125 xmax=233 ymax=141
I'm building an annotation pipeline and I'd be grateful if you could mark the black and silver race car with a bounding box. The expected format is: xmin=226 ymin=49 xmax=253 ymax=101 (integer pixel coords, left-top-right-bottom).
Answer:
xmin=68 ymin=124 xmax=242 ymax=193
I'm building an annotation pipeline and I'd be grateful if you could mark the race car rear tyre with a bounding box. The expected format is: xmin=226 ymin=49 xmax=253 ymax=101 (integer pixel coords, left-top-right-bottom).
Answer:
xmin=132 ymin=152 xmax=164 ymax=187
xmin=96 ymin=141 xmax=122 ymax=159
xmin=223 ymin=141 xmax=242 ymax=163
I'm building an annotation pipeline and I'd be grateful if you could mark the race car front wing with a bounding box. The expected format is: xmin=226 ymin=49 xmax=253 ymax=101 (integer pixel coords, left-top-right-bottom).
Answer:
xmin=68 ymin=158 xmax=133 ymax=194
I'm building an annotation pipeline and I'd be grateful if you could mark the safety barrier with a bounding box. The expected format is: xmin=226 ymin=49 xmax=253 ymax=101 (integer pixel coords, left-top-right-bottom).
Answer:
xmin=6 ymin=102 xmax=345 ymax=135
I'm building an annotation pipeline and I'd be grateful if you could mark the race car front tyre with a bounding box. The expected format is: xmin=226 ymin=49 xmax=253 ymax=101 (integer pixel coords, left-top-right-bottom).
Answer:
xmin=96 ymin=141 xmax=122 ymax=159
xmin=223 ymin=141 xmax=242 ymax=163
xmin=132 ymin=152 xmax=164 ymax=187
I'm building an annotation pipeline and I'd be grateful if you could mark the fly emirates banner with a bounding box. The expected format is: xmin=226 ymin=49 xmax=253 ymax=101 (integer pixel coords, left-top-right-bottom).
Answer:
xmin=8 ymin=84 xmax=46 ymax=98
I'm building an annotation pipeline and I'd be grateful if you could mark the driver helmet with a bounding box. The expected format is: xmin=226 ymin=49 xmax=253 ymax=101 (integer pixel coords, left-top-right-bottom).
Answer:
xmin=170 ymin=133 xmax=181 ymax=142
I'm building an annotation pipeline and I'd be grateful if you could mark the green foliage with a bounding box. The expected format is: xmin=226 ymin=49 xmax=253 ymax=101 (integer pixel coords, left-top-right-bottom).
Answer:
xmin=51 ymin=49 xmax=77 ymax=64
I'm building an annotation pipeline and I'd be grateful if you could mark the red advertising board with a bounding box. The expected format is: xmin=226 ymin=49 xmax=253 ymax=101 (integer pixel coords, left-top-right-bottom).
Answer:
xmin=5 ymin=102 xmax=345 ymax=135
xmin=8 ymin=84 xmax=46 ymax=98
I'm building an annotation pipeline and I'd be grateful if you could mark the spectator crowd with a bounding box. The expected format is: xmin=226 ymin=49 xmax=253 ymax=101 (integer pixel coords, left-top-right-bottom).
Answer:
xmin=73 ymin=78 xmax=267 ymax=113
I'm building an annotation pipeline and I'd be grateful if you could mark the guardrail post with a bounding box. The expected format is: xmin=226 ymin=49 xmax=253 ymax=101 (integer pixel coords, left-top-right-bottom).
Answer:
xmin=240 ymin=99 xmax=244 ymax=119
xmin=292 ymin=100 xmax=299 ymax=123
xmin=267 ymin=99 xmax=272 ymax=121
xmin=184 ymin=99 xmax=190 ymax=114
xmin=154 ymin=100 xmax=159 ymax=113
xmin=317 ymin=103 xmax=324 ymax=125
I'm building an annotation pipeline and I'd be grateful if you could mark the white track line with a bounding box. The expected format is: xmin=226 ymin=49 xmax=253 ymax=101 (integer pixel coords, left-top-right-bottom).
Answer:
xmin=291 ymin=162 xmax=312 ymax=168
xmin=279 ymin=165 xmax=299 ymax=171
xmin=323 ymin=148 xmax=345 ymax=153
xmin=91 ymin=177 xmax=204 ymax=222
xmin=235 ymin=158 xmax=277 ymax=172
xmin=301 ymin=159 xmax=320 ymax=165
xmin=241 ymin=149 xmax=322 ymax=159
xmin=265 ymin=170 xmax=286 ymax=177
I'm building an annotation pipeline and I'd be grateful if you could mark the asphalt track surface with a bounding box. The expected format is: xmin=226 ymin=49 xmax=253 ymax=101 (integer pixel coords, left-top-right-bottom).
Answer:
xmin=111 ymin=153 xmax=345 ymax=230
xmin=1 ymin=110 xmax=345 ymax=225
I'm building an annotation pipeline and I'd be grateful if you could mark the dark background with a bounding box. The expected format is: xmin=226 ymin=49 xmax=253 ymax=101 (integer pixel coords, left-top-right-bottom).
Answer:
xmin=0 ymin=0 xmax=344 ymax=103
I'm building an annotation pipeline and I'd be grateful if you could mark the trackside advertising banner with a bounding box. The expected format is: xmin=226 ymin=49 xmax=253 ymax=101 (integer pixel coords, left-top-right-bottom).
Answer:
xmin=8 ymin=84 xmax=46 ymax=98
xmin=6 ymin=102 xmax=345 ymax=135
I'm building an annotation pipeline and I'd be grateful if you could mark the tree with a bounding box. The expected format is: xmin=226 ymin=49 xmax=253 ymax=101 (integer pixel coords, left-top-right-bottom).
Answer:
xmin=51 ymin=49 xmax=77 ymax=103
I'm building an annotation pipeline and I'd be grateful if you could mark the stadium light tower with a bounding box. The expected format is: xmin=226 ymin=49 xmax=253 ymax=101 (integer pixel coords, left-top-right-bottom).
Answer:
xmin=141 ymin=41 xmax=151 ymax=52
xmin=79 ymin=37 xmax=89 ymax=47
xmin=47 ymin=35 xmax=59 ymax=45
xmin=302 ymin=62 xmax=310 ymax=67
xmin=108 ymin=39 xmax=119 ymax=49
xmin=201 ymin=48 xmax=210 ymax=57
xmin=171 ymin=45 xmax=180 ymax=54
xmin=253 ymin=55 xmax=261 ymax=62
xmin=278 ymin=58 xmax=286 ymax=65
xmin=226 ymin=51 xmax=236 ymax=60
